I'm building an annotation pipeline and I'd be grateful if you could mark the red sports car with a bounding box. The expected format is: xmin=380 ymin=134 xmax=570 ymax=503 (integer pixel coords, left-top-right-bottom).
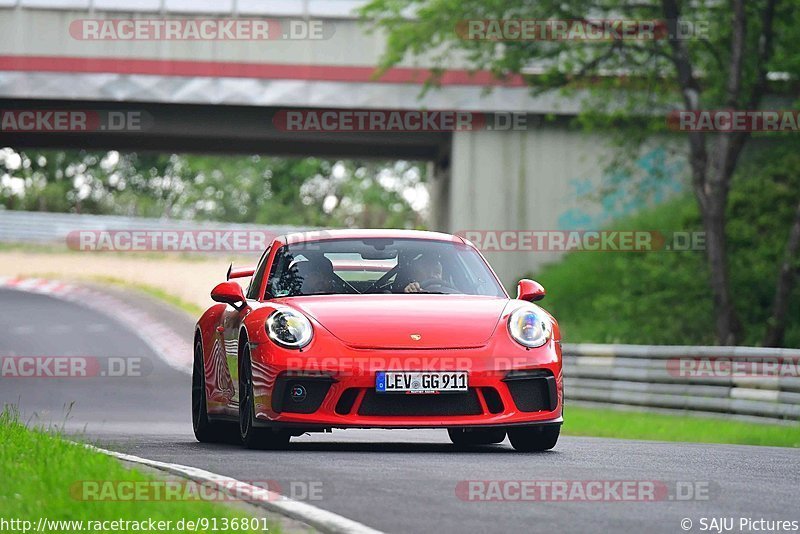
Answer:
xmin=192 ymin=229 xmax=562 ymax=451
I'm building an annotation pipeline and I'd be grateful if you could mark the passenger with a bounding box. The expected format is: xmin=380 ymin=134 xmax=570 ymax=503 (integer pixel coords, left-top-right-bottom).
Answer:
xmin=292 ymin=257 xmax=336 ymax=295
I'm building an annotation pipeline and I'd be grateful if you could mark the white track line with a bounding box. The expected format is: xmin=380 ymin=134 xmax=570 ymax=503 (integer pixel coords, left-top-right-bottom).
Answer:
xmin=86 ymin=444 xmax=384 ymax=534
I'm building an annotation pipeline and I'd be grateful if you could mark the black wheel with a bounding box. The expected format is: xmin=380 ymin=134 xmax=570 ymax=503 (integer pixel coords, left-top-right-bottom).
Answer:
xmin=239 ymin=344 xmax=291 ymax=450
xmin=508 ymin=425 xmax=560 ymax=452
xmin=192 ymin=340 xmax=238 ymax=443
xmin=448 ymin=427 xmax=506 ymax=446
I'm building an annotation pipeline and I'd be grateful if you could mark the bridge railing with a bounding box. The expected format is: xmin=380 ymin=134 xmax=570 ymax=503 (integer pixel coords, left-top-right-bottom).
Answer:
xmin=0 ymin=0 xmax=366 ymax=18
xmin=562 ymin=343 xmax=800 ymax=421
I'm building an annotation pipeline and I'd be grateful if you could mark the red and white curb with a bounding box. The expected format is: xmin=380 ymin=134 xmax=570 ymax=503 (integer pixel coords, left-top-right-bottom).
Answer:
xmin=0 ymin=276 xmax=192 ymax=374
xmin=85 ymin=444 xmax=384 ymax=534
xmin=0 ymin=276 xmax=73 ymax=295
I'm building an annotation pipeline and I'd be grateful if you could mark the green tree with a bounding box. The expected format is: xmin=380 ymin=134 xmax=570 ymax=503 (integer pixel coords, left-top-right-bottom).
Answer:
xmin=0 ymin=149 xmax=427 ymax=229
xmin=361 ymin=0 xmax=800 ymax=344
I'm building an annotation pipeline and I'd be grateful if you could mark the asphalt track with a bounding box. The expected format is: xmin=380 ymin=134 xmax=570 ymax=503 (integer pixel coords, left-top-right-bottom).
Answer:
xmin=1 ymin=287 xmax=798 ymax=534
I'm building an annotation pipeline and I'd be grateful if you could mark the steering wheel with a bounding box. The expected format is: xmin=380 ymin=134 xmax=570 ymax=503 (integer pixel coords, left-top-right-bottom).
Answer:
xmin=420 ymin=278 xmax=459 ymax=293
xmin=363 ymin=265 xmax=400 ymax=294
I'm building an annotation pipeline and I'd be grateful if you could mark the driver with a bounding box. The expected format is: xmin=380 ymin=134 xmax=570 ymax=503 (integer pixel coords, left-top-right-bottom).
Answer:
xmin=292 ymin=257 xmax=337 ymax=295
xmin=403 ymin=255 xmax=443 ymax=293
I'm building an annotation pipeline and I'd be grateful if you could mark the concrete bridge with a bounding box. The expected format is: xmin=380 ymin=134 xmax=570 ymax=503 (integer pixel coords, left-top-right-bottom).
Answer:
xmin=0 ymin=0 xmax=673 ymax=285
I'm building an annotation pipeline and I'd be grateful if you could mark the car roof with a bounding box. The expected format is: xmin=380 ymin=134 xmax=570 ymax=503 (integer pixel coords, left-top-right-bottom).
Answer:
xmin=277 ymin=229 xmax=466 ymax=246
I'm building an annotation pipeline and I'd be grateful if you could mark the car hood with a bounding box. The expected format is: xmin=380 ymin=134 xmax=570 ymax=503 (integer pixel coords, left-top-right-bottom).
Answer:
xmin=288 ymin=294 xmax=508 ymax=349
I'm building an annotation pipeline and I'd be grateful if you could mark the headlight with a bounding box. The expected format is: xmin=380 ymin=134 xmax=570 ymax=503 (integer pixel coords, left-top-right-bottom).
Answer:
xmin=266 ymin=310 xmax=313 ymax=349
xmin=507 ymin=306 xmax=551 ymax=348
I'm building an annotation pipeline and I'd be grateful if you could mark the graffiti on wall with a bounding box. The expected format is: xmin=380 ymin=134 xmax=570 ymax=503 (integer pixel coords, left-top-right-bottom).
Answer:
xmin=557 ymin=147 xmax=686 ymax=230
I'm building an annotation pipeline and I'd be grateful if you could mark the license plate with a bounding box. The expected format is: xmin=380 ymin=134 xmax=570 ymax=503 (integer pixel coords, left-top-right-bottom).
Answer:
xmin=375 ymin=371 xmax=468 ymax=393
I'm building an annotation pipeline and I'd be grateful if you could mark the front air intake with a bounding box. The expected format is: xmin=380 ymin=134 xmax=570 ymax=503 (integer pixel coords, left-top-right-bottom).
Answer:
xmin=335 ymin=388 xmax=360 ymax=415
xmin=503 ymin=370 xmax=557 ymax=412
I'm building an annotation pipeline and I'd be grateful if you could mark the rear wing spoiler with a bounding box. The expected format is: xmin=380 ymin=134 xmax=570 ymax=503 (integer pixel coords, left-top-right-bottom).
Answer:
xmin=226 ymin=264 xmax=255 ymax=280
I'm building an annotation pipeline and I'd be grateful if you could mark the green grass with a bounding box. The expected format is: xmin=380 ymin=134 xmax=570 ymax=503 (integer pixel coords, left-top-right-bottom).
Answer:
xmin=0 ymin=241 xmax=74 ymax=254
xmin=563 ymin=405 xmax=800 ymax=447
xmin=0 ymin=409 xmax=272 ymax=533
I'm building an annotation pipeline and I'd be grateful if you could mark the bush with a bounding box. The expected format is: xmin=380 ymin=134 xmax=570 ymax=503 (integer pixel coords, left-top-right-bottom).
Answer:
xmin=533 ymin=145 xmax=800 ymax=347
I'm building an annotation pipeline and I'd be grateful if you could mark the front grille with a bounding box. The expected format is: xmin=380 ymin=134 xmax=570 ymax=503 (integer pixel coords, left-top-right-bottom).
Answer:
xmin=358 ymin=389 xmax=483 ymax=416
xmin=504 ymin=370 xmax=557 ymax=412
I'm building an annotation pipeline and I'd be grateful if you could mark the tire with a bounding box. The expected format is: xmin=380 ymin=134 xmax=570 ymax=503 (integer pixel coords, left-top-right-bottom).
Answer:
xmin=192 ymin=340 xmax=238 ymax=443
xmin=448 ymin=427 xmax=507 ymax=446
xmin=507 ymin=425 xmax=560 ymax=452
xmin=239 ymin=344 xmax=291 ymax=450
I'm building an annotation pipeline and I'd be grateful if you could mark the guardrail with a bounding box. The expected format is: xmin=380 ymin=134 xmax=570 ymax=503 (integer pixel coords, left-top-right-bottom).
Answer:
xmin=0 ymin=209 xmax=314 ymax=249
xmin=562 ymin=343 xmax=800 ymax=421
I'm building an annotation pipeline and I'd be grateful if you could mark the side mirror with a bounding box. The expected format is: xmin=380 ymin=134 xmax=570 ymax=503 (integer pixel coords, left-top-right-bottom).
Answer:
xmin=517 ymin=279 xmax=546 ymax=302
xmin=211 ymin=281 xmax=246 ymax=308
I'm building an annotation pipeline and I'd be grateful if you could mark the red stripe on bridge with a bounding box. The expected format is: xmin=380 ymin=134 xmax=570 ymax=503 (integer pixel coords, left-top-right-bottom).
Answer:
xmin=0 ymin=55 xmax=527 ymax=87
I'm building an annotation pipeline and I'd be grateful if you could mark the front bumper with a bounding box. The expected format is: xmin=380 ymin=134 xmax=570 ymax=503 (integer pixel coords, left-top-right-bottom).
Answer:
xmin=249 ymin=336 xmax=563 ymax=429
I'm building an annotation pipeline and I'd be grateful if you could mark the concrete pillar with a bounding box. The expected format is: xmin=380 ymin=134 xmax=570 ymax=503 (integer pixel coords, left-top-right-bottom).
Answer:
xmin=444 ymin=123 xmax=611 ymax=290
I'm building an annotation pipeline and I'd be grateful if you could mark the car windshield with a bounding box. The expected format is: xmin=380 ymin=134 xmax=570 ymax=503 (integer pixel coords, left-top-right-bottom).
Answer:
xmin=266 ymin=238 xmax=506 ymax=298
